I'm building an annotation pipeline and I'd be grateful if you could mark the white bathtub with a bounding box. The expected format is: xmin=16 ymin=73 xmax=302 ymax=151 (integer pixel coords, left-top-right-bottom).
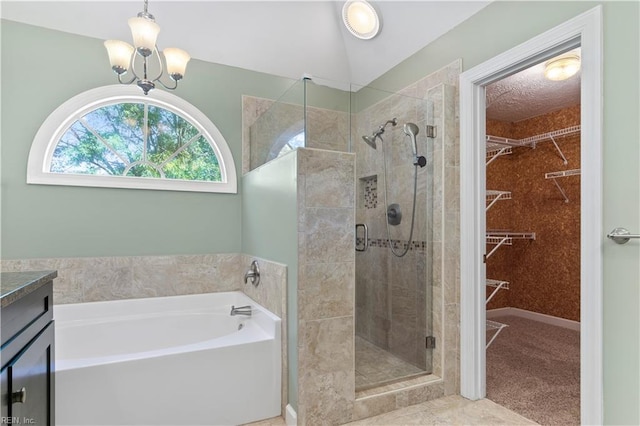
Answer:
xmin=54 ymin=291 xmax=281 ymax=425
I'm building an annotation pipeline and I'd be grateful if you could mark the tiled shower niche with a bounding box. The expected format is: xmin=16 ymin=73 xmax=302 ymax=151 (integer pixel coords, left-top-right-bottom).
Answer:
xmin=361 ymin=175 xmax=378 ymax=210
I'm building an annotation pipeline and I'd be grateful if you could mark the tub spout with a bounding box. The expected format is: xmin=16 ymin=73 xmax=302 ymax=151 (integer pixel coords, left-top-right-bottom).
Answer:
xmin=230 ymin=305 xmax=252 ymax=317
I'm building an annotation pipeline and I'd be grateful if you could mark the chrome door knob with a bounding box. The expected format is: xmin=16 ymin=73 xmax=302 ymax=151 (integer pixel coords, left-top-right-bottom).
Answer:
xmin=607 ymin=227 xmax=640 ymax=245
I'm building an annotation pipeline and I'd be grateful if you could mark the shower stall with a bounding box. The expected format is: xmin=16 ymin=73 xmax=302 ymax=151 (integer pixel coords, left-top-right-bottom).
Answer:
xmin=351 ymin=85 xmax=435 ymax=391
xmin=245 ymin=76 xmax=457 ymax=403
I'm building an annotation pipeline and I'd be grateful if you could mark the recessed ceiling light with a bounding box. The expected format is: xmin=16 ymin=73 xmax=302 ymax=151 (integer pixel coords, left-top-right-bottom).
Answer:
xmin=342 ymin=0 xmax=380 ymax=40
xmin=544 ymin=53 xmax=581 ymax=81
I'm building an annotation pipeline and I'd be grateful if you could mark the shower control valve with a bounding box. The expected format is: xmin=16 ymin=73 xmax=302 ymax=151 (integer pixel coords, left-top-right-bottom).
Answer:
xmin=387 ymin=203 xmax=402 ymax=226
xmin=414 ymin=156 xmax=427 ymax=168
xmin=244 ymin=260 xmax=260 ymax=287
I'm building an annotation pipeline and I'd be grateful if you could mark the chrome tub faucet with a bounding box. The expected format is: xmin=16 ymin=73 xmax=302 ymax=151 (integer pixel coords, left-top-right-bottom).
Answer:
xmin=230 ymin=305 xmax=252 ymax=316
xmin=244 ymin=260 xmax=260 ymax=287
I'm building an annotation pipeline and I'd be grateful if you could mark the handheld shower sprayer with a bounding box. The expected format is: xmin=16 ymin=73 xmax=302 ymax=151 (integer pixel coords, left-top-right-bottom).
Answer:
xmin=403 ymin=122 xmax=426 ymax=168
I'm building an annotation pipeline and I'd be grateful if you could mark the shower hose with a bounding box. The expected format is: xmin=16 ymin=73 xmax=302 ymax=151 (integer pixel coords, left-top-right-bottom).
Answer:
xmin=381 ymin=133 xmax=419 ymax=258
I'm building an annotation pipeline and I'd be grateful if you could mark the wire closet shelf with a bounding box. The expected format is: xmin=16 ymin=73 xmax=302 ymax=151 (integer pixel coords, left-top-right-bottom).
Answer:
xmin=486 ymin=125 xmax=581 ymax=165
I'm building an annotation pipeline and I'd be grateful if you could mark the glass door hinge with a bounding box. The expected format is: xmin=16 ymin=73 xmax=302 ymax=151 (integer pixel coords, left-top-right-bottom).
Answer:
xmin=426 ymin=336 xmax=436 ymax=349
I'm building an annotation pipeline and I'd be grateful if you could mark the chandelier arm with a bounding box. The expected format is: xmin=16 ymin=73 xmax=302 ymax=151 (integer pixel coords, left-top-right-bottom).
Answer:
xmin=129 ymin=51 xmax=161 ymax=83
xmin=149 ymin=45 xmax=165 ymax=83
xmin=117 ymin=72 xmax=138 ymax=85
xmin=155 ymin=78 xmax=179 ymax=91
xmin=149 ymin=45 xmax=178 ymax=90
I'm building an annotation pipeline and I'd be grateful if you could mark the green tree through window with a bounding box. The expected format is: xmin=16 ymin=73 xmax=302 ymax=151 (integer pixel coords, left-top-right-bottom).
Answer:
xmin=51 ymin=102 xmax=221 ymax=182
xmin=28 ymin=86 xmax=236 ymax=193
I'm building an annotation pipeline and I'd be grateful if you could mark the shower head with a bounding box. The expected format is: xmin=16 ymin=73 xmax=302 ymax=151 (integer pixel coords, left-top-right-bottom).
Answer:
xmin=403 ymin=122 xmax=420 ymax=156
xmin=362 ymin=118 xmax=397 ymax=150
xmin=362 ymin=134 xmax=378 ymax=149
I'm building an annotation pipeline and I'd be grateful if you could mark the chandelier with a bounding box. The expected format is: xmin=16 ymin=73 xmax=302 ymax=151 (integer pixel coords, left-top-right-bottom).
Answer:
xmin=104 ymin=0 xmax=190 ymax=95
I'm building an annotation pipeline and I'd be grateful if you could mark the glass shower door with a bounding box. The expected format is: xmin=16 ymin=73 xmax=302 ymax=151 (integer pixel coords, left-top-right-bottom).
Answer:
xmin=352 ymin=86 xmax=434 ymax=391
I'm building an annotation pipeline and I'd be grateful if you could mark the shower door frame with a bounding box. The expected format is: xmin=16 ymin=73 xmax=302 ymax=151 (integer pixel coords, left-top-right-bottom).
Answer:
xmin=459 ymin=6 xmax=603 ymax=425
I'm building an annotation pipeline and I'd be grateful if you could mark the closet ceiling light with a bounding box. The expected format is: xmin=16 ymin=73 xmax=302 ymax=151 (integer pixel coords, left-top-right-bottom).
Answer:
xmin=342 ymin=0 xmax=380 ymax=40
xmin=544 ymin=53 xmax=581 ymax=81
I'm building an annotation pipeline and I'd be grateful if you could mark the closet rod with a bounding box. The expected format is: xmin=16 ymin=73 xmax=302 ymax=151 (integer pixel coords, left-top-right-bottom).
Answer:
xmin=486 ymin=125 xmax=581 ymax=151
xmin=519 ymin=125 xmax=581 ymax=146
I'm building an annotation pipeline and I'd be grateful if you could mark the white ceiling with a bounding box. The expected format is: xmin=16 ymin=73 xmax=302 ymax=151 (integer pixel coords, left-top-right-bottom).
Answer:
xmin=0 ymin=1 xmax=491 ymax=89
xmin=2 ymin=1 xmax=580 ymax=120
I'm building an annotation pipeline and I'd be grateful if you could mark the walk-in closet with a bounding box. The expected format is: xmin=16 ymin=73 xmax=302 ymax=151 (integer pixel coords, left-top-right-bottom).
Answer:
xmin=483 ymin=49 xmax=582 ymax=425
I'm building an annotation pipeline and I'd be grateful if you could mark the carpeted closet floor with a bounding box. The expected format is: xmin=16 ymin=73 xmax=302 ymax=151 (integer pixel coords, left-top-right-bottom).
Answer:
xmin=486 ymin=315 xmax=580 ymax=425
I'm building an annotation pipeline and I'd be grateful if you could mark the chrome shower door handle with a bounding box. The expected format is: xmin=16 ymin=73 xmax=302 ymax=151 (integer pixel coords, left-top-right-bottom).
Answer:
xmin=607 ymin=227 xmax=640 ymax=244
xmin=11 ymin=387 xmax=26 ymax=404
xmin=356 ymin=223 xmax=368 ymax=252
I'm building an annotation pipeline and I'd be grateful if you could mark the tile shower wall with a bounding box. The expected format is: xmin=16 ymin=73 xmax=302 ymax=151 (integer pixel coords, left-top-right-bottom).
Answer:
xmin=296 ymin=148 xmax=356 ymax=425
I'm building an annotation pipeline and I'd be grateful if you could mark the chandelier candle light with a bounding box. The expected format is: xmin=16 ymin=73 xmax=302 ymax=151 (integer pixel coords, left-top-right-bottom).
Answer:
xmin=104 ymin=0 xmax=190 ymax=95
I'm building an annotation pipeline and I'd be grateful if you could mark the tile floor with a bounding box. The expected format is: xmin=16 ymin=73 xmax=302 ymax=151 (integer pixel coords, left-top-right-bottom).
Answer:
xmin=246 ymin=395 xmax=538 ymax=425
xmin=355 ymin=336 xmax=426 ymax=391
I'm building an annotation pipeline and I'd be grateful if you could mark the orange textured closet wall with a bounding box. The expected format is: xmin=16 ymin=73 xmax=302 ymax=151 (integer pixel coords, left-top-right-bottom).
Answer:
xmin=486 ymin=105 xmax=580 ymax=321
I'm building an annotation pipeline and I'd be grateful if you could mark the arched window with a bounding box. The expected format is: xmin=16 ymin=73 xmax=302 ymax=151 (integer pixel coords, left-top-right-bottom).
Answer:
xmin=270 ymin=130 xmax=305 ymax=161
xmin=266 ymin=120 xmax=305 ymax=163
xmin=27 ymin=86 xmax=236 ymax=193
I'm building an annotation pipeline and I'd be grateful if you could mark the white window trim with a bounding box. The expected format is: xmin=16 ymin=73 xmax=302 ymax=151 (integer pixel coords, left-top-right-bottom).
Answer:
xmin=27 ymin=85 xmax=237 ymax=193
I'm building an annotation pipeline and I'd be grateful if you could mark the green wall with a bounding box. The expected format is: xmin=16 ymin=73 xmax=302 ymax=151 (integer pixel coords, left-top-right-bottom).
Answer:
xmin=241 ymin=152 xmax=299 ymax=410
xmin=368 ymin=2 xmax=638 ymax=424
xmin=0 ymin=20 xmax=296 ymax=259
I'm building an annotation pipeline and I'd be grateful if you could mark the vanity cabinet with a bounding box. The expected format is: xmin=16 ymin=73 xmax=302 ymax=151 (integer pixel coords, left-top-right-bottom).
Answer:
xmin=1 ymin=271 xmax=56 ymax=426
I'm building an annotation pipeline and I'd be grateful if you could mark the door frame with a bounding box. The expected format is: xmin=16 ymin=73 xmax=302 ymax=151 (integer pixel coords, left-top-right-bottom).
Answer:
xmin=459 ymin=6 xmax=603 ymax=425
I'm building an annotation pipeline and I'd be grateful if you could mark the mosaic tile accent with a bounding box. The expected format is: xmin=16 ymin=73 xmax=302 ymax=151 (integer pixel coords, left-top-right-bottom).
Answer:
xmin=363 ymin=176 xmax=378 ymax=209
xmin=355 ymin=238 xmax=427 ymax=251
